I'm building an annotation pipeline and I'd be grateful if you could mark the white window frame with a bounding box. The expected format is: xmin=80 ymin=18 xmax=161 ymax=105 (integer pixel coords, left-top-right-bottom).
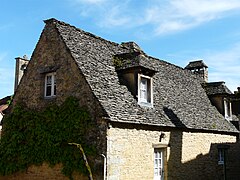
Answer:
xmin=154 ymin=148 xmax=164 ymax=180
xmin=44 ymin=72 xmax=56 ymax=98
xmin=224 ymin=98 xmax=232 ymax=121
xmin=138 ymin=74 xmax=153 ymax=107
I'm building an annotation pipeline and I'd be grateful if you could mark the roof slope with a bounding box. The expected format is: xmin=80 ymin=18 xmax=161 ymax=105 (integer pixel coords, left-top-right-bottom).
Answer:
xmin=203 ymin=82 xmax=232 ymax=96
xmin=45 ymin=18 xmax=237 ymax=133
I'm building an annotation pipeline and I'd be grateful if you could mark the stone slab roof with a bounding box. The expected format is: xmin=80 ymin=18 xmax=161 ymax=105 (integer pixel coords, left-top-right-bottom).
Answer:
xmin=113 ymin=52 xmax=158 ymax=72
xmin=203 ymin=82 xmax=232 ymax=96
xmin=185 ymin=60 xmax=208 ymax=69
xmin=0 ymin=96 xmax=11 ymax=105
xmin=0 ymin=104 xmax=8 ymax=115
xmin=44 ymin=18 xmax=238 ymax=133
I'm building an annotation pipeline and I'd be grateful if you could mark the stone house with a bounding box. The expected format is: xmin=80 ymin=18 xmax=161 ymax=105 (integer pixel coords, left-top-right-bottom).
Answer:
xmin=232 ymin=87 xmax=240 ymax=122
xmin=0 ymin=96 xmax=11 ymax=134
xmin=202 ymin=81 xmax=239 ymax=129
xmin=3 ymin=18 xmax=239 ymax=180
xmin=185 ymin=61 xmax=239 ymax=129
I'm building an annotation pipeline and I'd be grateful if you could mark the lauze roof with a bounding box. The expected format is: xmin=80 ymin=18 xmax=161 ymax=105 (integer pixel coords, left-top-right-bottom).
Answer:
xmin=44 ymin=18 xmax=237 ymax=133
xmin=203 ymin=81 xmax=233 ymax=96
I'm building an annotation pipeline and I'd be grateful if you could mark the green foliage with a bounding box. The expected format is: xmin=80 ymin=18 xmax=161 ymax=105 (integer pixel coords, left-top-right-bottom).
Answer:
xmin=0 ymin=97 xmax=96 ymax=179
xmin=113 ymin=56 xmax=123 ymax=68
xmin=6 ymin=95 xmax=13 ymax=105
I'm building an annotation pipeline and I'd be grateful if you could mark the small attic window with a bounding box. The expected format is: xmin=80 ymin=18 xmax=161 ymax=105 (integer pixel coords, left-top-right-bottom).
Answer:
xmin=138 ymin=74 xmax=153 ymax=107
xmin=224 ymin=98 xmax=232 ymax=121
xmin=217 ymin=145 xmax=229 ymax=165
xmin=44 ymin=72 xmax=56 ymax=98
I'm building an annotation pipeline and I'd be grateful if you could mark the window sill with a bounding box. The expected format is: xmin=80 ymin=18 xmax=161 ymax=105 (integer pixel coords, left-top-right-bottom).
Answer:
xmin=225 ymin=116 xmax=232 ymax=121
xmin=138 ymin=101 xmax=153 ymax=108
xmin=218 ymin=161 xmax=224 ymax=165
xmin=44 ymin=96 xmax=56 ymax=100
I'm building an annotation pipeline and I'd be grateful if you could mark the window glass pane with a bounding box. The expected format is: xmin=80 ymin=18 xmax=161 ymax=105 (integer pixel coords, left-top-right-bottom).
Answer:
xmin=54 ymin=84 xmax=56 ymax=96
xmin=46 ymin=75 xmax=52 ymax=85
xmin=147 ymin=79 xmax=151 ymax=103
xmin=154 ymin=149 xmax=163 ymax=179
xmin=53 ymin=75 xmax=56 ymax=84
xmin=46 ymin=86 xmax=52 ymax=96
xmin=140 ymin=78 xmax=148 ymax=101
xmin=45 ymin=73 xmax=56 ymax=97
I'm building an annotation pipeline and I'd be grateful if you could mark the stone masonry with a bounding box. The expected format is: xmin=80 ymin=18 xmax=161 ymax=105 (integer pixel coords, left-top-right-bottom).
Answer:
xmin=107 ymin=124 xmax=236 ymax=180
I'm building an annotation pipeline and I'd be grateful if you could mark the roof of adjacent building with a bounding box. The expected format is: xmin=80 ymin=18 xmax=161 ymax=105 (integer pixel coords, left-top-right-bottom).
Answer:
xmin=43 ymin=18 xmax=238 ymax=133
xmin=0 ymin=104 xmax=8 ymax=115
xmin=203 ymin=82 xmax=233 ymax=96
xmin=185 ymin=60 xmax=208 ymax=70
xmin=0 ymin=96 xmax=11 ymax=115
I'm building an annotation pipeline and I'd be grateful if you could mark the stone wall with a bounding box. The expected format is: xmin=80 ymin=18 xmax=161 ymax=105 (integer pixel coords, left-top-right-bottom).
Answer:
xmin=0 ymin=163 xmax=88 ymax=180
xmin=6 ymin=22 xmax=107 ymax=179
xmin=107 ymin=123 xmax=237 ymax=180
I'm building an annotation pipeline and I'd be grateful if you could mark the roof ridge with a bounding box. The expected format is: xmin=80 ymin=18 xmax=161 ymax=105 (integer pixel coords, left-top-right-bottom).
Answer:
xmin=44 ymin=18 xmax=120 ymax=47
xmin=147 ymin=55 xmax=185 ymax=70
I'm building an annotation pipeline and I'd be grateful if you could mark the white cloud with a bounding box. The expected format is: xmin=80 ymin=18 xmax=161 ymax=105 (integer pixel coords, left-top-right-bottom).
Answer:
xmin=98 ymin=4 xmax=131 ymax=28
xmin=203 ymin=43 xmax=240 ymax=91
xmin=144 ymin=0 xmax=240 ymax=35
xmin=72 ymin=0 xmax=106 ymax=5
xmin=166 ymin=43 xmax=240 ymax=92
xmin=69 ymin=0 xmax=240 ymax=35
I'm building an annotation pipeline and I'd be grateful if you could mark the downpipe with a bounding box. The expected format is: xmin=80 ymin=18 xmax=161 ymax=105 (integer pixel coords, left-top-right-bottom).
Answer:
xmin=101 ymin=154 xmax=107 ymax=180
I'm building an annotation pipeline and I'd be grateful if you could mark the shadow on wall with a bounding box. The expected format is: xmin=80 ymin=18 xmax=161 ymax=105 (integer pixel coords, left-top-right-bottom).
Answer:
xmin=163 ymin=107 xmax=240 ymax=180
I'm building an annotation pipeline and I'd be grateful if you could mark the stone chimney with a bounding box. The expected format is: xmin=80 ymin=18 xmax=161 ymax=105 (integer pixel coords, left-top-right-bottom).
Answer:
xmin=234 ymin=87 xmax=240 ymax=94
xmin=185 ymin=60 xmax=208 ymax=82
xmin=14 ymin=55 xmax=29 ymax=91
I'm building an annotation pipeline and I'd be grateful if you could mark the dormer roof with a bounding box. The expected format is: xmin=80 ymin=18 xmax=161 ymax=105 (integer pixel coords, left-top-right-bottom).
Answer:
xmin=113 ymin=51 xmax=158 ymax=74
xmin=203 ymin=82 xmax=232 ymax=96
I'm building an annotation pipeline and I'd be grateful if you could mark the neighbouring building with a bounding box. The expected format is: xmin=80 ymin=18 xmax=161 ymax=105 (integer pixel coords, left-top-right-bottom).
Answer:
xmin=232 ymin=87 xmax=240 ymax=121
xmin=1 ymin=18 xmax=239 ymax=180
xmin=185 ymin=61 xmax=239 ymax=130
xmin=14 ymin=55 xmax=29 ymax=91
xmin=0 ymin=96 xmax=11 ymax=135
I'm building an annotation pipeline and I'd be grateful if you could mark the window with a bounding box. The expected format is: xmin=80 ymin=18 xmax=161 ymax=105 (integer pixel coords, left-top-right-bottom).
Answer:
xmin=45 ymin=72 xmax=56 ymax=97
xmin=224 ymin=98 xmax=232 ymax=120
xmin=154 ymin=149 xmax=164 ymax=180
xmin=138 ymin=74 xmax=153 ymax=106
xmin=218 ymin=148 xmax=224 ymax=165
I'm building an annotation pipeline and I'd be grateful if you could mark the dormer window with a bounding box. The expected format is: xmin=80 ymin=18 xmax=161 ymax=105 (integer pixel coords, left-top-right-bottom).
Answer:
xmin=45 ymin=72 xmax=56 ymax=98
xmin=224 ymin=98 xmax=232 ymax=120
xmin=138 ymin=74 xmax=153 ymax=107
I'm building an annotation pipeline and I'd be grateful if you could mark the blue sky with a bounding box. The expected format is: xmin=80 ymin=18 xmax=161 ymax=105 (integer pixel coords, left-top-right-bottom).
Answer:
xmin=1 ymin=0 xmax=240 ymax=98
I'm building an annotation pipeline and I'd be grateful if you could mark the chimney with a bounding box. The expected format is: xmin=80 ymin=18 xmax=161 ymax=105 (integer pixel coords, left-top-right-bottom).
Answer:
xmin=185 ymin=60 xmax=208 ymax=82
xmin=14 ymin=55 xmax=29 ymax=91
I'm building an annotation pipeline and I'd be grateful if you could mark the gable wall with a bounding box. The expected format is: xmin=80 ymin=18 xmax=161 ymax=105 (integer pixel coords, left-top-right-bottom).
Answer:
xmin=14 ymin=23 xmax=102 ymax=114
xmin=8 ymin=22 xmax=107 ymax=179
xmin=107 ymin=125 xmax=237 ymax=180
